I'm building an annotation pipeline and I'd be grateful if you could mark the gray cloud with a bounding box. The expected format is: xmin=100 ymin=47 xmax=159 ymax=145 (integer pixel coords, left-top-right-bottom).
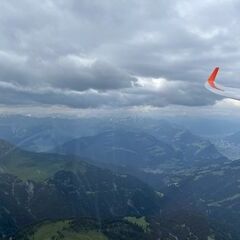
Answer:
xmin=0 ymin=77 xmax=220 ymax=109
xmin=50 ymin=57 xmax=136 ymax=91
xmin=0 ymin=0 xmax=238 ymax=111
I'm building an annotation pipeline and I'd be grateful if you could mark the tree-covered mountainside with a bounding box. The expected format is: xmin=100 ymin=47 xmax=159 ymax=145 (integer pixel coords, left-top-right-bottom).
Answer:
xmin=0 ymin=121 xmax=238 ymax=239
xmin=0 ymin=139 xmax=161 ymax=238
xmin=163 ymin=160 xmax=240 ymax=238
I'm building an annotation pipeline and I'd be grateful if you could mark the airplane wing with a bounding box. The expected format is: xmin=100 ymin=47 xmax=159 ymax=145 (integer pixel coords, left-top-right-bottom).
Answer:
xmin=205 ymin=67 xmax=240 ymax=100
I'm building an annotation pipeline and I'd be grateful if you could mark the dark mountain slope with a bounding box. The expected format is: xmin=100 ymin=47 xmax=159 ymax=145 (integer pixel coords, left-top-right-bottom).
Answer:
xmin=163 ymin=160 xmax=240 ymax=238
xmin=56 ymin=128 xmax=227 ymax=170
xmin=171 ymin=129 xmax=227 ymax=166
xmin=55 ymin=130 xmax=183 ymax=168
xmin=141 ymin=121 xmax=228 ymax=166
xmin=0 ymin=139 xmax=161 ymax=238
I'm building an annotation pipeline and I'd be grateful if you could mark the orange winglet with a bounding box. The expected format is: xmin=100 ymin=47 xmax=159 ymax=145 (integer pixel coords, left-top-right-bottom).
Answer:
xmin=208 ymin=67 xmax=223 ymax=91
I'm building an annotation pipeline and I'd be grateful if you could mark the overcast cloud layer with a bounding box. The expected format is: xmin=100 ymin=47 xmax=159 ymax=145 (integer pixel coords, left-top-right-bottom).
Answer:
xmin=0 ymin=0 xmax=240 ymax=114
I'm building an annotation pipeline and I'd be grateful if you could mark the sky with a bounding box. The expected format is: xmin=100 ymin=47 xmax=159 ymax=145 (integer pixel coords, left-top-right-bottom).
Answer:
xmin=1 ymin=0 xmax=240 ymax=117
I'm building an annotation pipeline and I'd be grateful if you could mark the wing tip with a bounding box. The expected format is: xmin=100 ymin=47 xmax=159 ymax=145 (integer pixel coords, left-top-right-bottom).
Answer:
xmin=207 ymin=67 xmax=222 ymax=91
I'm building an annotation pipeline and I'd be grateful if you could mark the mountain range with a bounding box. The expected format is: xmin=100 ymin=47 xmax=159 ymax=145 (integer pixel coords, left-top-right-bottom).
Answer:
xmin=55 ymin=128 xmax=227 ymax=171
xmin=0 ymin=117 xmax=239 ymax=239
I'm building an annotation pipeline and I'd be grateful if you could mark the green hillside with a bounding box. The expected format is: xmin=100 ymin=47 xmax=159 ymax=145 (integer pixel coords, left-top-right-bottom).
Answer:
xmin=22 ymin=221 xmax=107 ymax=240
xmin=0 ymin=142 xmax=85 ymax=181
xmin=17 ymin=218 xmax=149 ymax=240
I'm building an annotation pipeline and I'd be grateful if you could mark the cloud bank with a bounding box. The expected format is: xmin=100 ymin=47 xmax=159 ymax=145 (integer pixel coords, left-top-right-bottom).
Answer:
xmin=0 ymin=0 xmax=239 ymax=113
